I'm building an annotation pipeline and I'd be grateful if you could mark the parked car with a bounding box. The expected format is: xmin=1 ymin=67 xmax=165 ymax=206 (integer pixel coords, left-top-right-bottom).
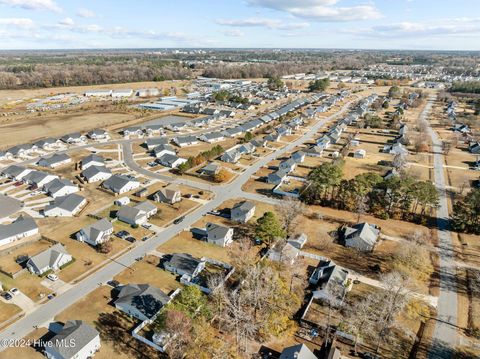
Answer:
xmin=141 ymin=236 xmax=149 ymax=241
xmin=125 ymin=236 xmax=136 ymax=243
xmin=141 ymin=223 xmax=152 ymax=229
xmin=107 ymin=280 xmax=120 ymax=288
xmin=9 ymin=288 xmax=19 ymax=296
xmin=147 ymin=162 xmax=157 ymax=167
xmin=1 ymin=292 xmax=12 ymax=301
xmin=115 ymin=230 xmax=130 ymax=239
xmin=208 ymin=210 xmax=220 ymax=216
xmin=47 ymin=274 xmax=58 ymax=281
xmin=173 ymin=216 xmax=185 ymax=225
xmin=47 ymin=293 xmax=56 ymax=300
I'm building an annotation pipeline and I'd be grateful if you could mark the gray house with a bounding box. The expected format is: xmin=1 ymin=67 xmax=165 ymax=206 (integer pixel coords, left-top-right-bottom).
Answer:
xmin=27 ymin=243 xmax=72 ymax=275
xmin=267 ymin=168 xmax=289 ymax=185
xmin=343 ymin=222 xmax=380 ymax=252
xmin=230 ymin=201 xmax=255 ymax=223
xmin=114 ymin=284 xmax=170 ymax=321
xmin=206 ymin=223 xmax=234 ymax=247
xmin=279 ymin=344 xmax=317 ymax=359
xmin=163 ymin=253 xmax=205 ymax=277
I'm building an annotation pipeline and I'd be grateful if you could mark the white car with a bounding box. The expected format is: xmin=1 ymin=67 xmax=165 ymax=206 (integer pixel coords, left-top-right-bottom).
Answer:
xmin=47 ymin=274 xmax=58 ymax=281
xmin=9 ymin=288 xmax=19 ymax=296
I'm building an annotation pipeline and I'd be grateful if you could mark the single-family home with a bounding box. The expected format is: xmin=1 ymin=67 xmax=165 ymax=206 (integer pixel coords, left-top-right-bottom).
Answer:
xmin=163 ymin=253 xmax=205 ymax=277
xmin=60 ymin=132 xmax=86 ymax=144
xmin=173 ymin=135 xmax=199 ymax=147
xmin=221 ymin=148 xmax=241 ymax=163
xmin=123 ymin=126 xmax=143 ymax=138
xmin=277 ymin=126 xmax=292 ymax=137
xmin=117 ymin=206 xmax=147 ymax=226
xmin=206 ymin=223 xmax=234 ymax=247
xmin=288 ymin=233 xmax=308 ymax=249
xmin=133 ymin=201 xmax=158 ymax=218
xmin=114 ymin=284 xmax=170 ymax=321
xmin=81 ymin=165 xmax=112 ymax=183
xmin=87 ymin=129 xmax=110 ymax=141
xmin=199 ymin=163 xmax=220 ymax=177
xmin=238 ymin=143 xmax=256 ymax=155
xmin=279 ymin=158 xmax=297 ymax=173
xmin=316 ymin=136 xmax=331 ymax=150
xmin=33 ymin=138 xmax=60 ymax=150
xmin=0 ymin=216 xmax=39 ymax=247
xmin=267 ymin=168 xmax=289 ymax=185
xmin=80 ymin=154 xmax=105 ymax=170
xmin=223 ymin=127 xmax=244 ymax=138
xmin=265 ymin=132 xmax=282 ymax=142
xmin=291 ymin=151 xmax=305 ymax=164
xmin=43 ymin=193 xmax=87 ymax=217
xmin=167 ymin=122 xmax=187 ymax=132
xmin=198 ymin=132 xmax=225 ymax=143
xmin=343 ymin=222 xmax=380 ymax=252
xmin=27 ymin=243 xmax=72 ymax=275
xmin=153 ymin=184 xmax=182 ymax=204
xmin=309 ymin=259 xmax=351 ymax=305
xmin=153 ymin=144 xmax=176 ymax=158
xmin=156 ymin=153 xmax=187 ymax=168
xmin=1 ymin=165 xmax=32 ymax=181
xmin=279 ymin=344 xmax=317 ymax=359
xmin=45 ymin=320 xmax=101 ymax=359
xmin=102 ymin=174 xmax=140 ymax=194
xmin=469 ymin=142 xmax=480 ymax=154
xmin=44 ymin=178 xmax=78 ymax=198
xmin=112 ymin=89 xmax=133 ymax=98
xmin=250 ymin=138 xmax=267 ymax=148
xmin=76 ymin=218 xmax=113 ymax=246
xmin=23 ymin=171 xmax=58 ymax=188
xmin=145 ymin=138 xmax=169 ymax=151
xmin=353 ymin=149 xmax=366 ymax=159
xmin=144 ymin=124 xmax=164 ymax=136
xmin=267 ymin=242 xmax=299 ymax=265
xmin=230 ymin=201 xmax=255 ymax=223
xmin=114 ymin=197 xmax=130 ymax=206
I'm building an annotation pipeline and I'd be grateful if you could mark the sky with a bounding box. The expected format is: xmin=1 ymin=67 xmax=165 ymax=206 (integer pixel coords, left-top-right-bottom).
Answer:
xmin=0 ymin=0 xmax=479 ymax=50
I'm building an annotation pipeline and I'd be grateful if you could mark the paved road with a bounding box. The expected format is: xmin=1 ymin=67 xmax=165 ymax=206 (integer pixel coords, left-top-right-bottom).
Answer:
xmin=425 ymin=95 xmax=459 ymax=357
xmin=0 ymin=98 xmax=356 ymax=350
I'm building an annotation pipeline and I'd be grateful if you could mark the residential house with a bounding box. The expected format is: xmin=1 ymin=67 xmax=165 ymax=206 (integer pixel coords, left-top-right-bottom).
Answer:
xmin=198 ymin=132 xmax=224 ymax=143
xmin=343 ymin=222 xmax=380 ymax=252
xmin=173 ymin=135 xmax=199 ymax=147
xmin=33 ymin=138 xmax=60 ymax=150
xmin=469 ymin=142 xmax=480 ymax=154
xmin=288 ymin=233 xmax=308 ymax=249
xmin=76 ymin=218 xmax=113 ymax=246
xmin=279 ymin=344 xmax=317 ymax=359
xmin=230 ymin=201 xmax=255 ymax=223
xmin=250 ymin=138 xmax=267 ymax=148
xmin=0 ymin=216 xmax=38 ymax=247
xmin=221 ymin=148 xmax=241 ymax=163
xmin=44 ymin=320 xmax=101 ymax=359
xmin=43 ymin=194 xmax=87 ymax=217
xmin=277 ymin=126 xmax=292 ymax=137
xmin=27 ymin=243 xmax=72 ymax=275
xmin=199 ymin=163 xmax=220 ymax=177
xmin=117 ymin=206 xmax=147 ymax=226
xmin=156 ymin=153 xmax=187 ymax=168
xmin=238 ymin=143 xmax=256 ymax=155
xmin=291 ymin=151 xmax=305 ymax=164
xmin=353 ymin=149 xmax=366 ymax=159
xmin=87 ymin=129 xmax=110 ymax=141
xmin=206 ymin=223 xmax=234 ymax=247
xmin=267 ymin=168 xmax=289 ymax=185
xmin=114 ymin=197 xmax=130 ymax=206
xmin=123 ymin=126 xmax=143 ymax=138
xmin=145 ymin=138 xmax=169 ymax=151
xmin=102 ymin=175 xmax=140 ymax=194
xmin=267 ymin=242 xmax=299 ymax=265
xmin=223 ymin=127 xmax=244 ymax=138
xmin=23 ymin=171 xmax=58 ymax=188
xmin=114 ymin=284 xmax=170 ymax=321
xmin=316 ymin=136 xmax=331 ymax=150
xmin=133 ymin=201 xmax=158 ymax=218
xmin=167 ymin=122 xmax=188 ymax=132
xmin=81 ymin=165 xmax=112 ymax=183
xmin=279 ymin=158 xmax=297 ymax=173
xmin=265 ymin=132 xmax=282 ymax=142
xmin=60 ymin=132 xmax=86 ymax=144
xmin=309 ymin=259 xmax=351 ymax=305
xmin=144 ymin=124 xmax=164 ymax=137
xmin=163 ymin=253 xmax=205 ymax=277
xmin=44 ymin=178 xmax=78 ymax=198
xmin=153 ymin=184 xmax=182 ymax=204
xmin=80 ymin=154 xmax=104 ymax=170
xmin=1 ymin=165 xmax=32 ymax=181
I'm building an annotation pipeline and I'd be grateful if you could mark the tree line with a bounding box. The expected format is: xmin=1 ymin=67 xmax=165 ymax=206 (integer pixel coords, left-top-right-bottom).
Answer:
xmin=301 ymin=163 xmax=439 ymax=222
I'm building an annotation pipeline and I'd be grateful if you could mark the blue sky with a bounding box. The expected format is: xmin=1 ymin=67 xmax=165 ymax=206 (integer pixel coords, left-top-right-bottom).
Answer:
xmin=0 ymin=0 xmax=479 ymax=50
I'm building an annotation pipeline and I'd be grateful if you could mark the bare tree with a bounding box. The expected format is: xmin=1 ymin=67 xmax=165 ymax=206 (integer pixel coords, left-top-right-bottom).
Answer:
xmin=275 ymin=197 xmax=306 ymax=238
xmin=346 ymin=294 xmax=377 ymax=354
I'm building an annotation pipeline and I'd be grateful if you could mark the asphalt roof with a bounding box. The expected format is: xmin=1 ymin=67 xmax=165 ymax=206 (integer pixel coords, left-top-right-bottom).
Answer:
xmin=115 ymin=284 xmax=170 ymax=319
xmin=48 ymin=320 xmax=99 ymax=359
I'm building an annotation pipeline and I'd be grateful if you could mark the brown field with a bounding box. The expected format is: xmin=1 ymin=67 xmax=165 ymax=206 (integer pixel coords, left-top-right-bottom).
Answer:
xmin=0 ymin=239 xmax=52 ymax=274
xmin=0 ymin=272 xmax=52 ymax=301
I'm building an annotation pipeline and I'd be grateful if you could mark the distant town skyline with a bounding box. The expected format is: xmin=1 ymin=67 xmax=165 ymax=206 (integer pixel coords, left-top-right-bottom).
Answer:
xmin=0 ymin=0 xmax=478 ymax=50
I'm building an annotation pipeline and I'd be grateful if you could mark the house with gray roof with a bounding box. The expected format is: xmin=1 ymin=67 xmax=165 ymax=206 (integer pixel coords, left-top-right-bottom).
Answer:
xmin=206 ymin=223 xmax=234 ymax=247
xmin=81 ymin=165 xmax=112 ymax=183
xmin=44 ymin=178 xmax=78 ymax=198
xmin=221 ymin=148 xmax=241 ymax=163
xmin=102 ymin=174 xmax=140 ymax=194
xmin=1 ymin=165 xmax=32 ymax=180
xmin=343 ymin=222 xmax=380 ymax=252
xmin=117 ymin=206 xmax=147 ymax=226
xmin=23 ymin=170 xmax=58 ymax=188
xmin=87 ymin=129 xmax=109 ymax=140
xmin=153 ymin=144 xmax=176 ymax=158
xmin=144 ymin=124 xmax=164 ymax=136
xmin=231 ymin=201 xmax=256 ymax=223
xmin=80 ymin=154 xmax=104 ymax=169
xmin=199 ymin=163 xmax=220 ymax=177
xmin=114 ymin=284 xmax=170 ymax=321
xmin=279 ymin=344 xmax=317 ymax=359
xmin=304 ymin=145 xmax=323 ymax=157
xmin=45 ymin=320 xmax=100 ymax=359
xmin=291 ymin=151 xmax=305 ymax=164
xmin=238 ymin=142 xmax=256 ymax=155
xmin=173 ymin=135 xmax=198 ymax=147
xmin=267 ymin=168 xmax=289 ymax=185
xmin=0 ymin=215 xmax=39 ymax=247
xmin=33 ymin=137 xmax=60 ymax=150
xmin=222 ymin=126 xmax=244 ymax=138
xmin=153 ymin=184 xmax=182 ymax=204
xmin=43 ymin=193 xmax=87 ymax=217
xmin=145 ymin=138 xmax=169 ymax=151
xmin=198 ymin=131 xmax=224 ymax=143
xmin=123 ymin=126 xmax=143 ymax=137
xmin=27 ymin=243 xmax=72 ymax=275
xmin=156 ymin=153 xmax=187 ymax=168
xmin=60 ymin=132 xmax=86 ymax=144
xmin=309 ymin=259 xmax=351 ymax=306
xmin=163 ymin=253 xmax=205 ymax=277
xmin=133 ymin=201 xmax=158 ymax=218
xmin=76 ymin=218 xmax=113 ymax=246
xmin=279 ymin=158 xmax=297 ymax=173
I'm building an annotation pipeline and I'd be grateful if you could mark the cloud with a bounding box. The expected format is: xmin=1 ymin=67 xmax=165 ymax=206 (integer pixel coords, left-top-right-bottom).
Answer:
xmin=58 ymin=17 xmax=74 ymax=26
xmin=0 ymin=17 xmax=34 ymax=28
xmin=246 ymin=0 xmax=382 ymax=21
xmin=76 ymin=7 xmax=96 ymax=18
xmin=347 ymin=17 xmax=480 ymax=38
xmin=222 ymin=29 xmax=245 ymax=37
xmin=0 ymin=0 xmax=61 ymax=12
xmin=216 ymin=17 xmax=309 ymax=30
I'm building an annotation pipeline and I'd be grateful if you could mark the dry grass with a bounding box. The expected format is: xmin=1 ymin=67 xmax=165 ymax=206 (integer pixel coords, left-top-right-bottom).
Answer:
xmin=0 ymin=272 xmax=52 ymax=301
xmin=0 ymin=239 xmax=52 ymax=274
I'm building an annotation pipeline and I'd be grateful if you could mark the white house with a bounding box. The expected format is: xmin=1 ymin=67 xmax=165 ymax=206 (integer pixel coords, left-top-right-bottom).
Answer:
xmin=206 ymin=223 xmax=234 ymax=247
xmin=173 ymin=135 xmax=199 ymax=147
xmin=0 ymin=216 xmax=39 ymax=247
xmin=231 ymin=201 xmax=256 ymax=223
xmin=353 ymin=149 xmax=366 ymax=159
xmin=45 ymin=320 xmax=101 ymax=359
xmin=157 ymin=153 xmax=187 ymax=168
xmin=76 ymin=218 xmax=113 ymax=246
xmin=102 ymin=175 xmax=140 ymax=194
xmin=27 ymin=243 xmax=72 ymax=275
xmin=43 ymin=194 xmax=87 ymax=217
xmin=81 ymin=154 xmax=105 ymax=169
xmin=44 ymin=178 xmax=78 ymax=198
